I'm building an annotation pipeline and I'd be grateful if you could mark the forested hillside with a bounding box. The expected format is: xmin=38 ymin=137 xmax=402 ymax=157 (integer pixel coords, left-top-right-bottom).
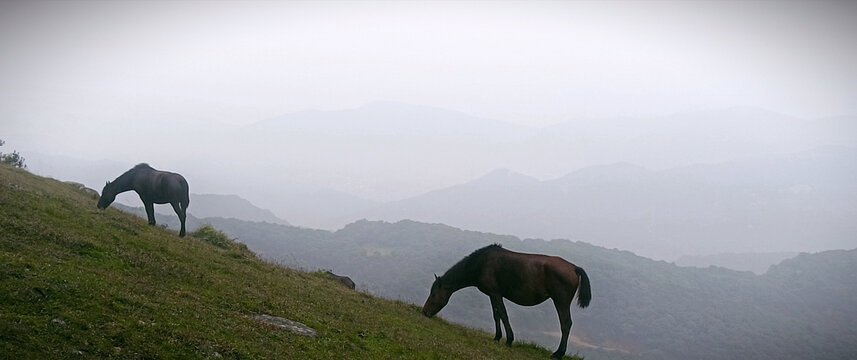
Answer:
xmin=166 ymin=216 xmax=856 ymax=360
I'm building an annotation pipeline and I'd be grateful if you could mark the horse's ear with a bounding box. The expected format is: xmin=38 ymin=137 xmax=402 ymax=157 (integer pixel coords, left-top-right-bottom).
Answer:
xmin=434 ymin=273 xmax=438 ymax=280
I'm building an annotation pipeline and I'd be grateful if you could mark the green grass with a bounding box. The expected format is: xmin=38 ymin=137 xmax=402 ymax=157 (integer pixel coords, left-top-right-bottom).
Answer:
xmin=0 ymin=164 xmax=581 ymax=359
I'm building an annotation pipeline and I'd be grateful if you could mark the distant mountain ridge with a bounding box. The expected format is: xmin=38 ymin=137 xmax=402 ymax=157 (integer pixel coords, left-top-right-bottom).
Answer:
xmin=352 ymin=146 xmax=857 ymax=260
xmin=467 ymin=168 xmax=541 ymax=189
xmin=675 ymin=252 xmax=799 ymax=274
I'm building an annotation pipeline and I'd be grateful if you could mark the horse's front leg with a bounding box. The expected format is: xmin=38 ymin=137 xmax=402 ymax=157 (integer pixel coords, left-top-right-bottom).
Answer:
xmin=143 ymin=201 xmax=156 ymax=226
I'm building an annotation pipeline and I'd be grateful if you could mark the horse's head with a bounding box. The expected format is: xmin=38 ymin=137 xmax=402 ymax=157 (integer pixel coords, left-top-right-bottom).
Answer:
xmin=422 ymin=274 xmax=452 ymax=317
xmin=97 ymin=181 xmax=115 ymax=209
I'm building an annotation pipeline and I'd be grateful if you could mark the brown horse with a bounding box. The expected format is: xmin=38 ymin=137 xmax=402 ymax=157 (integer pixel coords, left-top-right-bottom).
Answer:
xmin=422 ymin=244 xmax=591 ymax=360
xmin=97 ymin=163 xmax=190 ymax=237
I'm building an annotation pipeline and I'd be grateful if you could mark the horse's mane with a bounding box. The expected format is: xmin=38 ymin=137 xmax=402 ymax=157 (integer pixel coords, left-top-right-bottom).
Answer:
xmin=109 ymin=163 xmax=154 ymax=185
xmin=441 ymin=244 xmax=502 ymax=284
xmin=466 ymin=243 xmax=502 ymax=259
xmin=125 ymin=163 xmax=154 ymax=175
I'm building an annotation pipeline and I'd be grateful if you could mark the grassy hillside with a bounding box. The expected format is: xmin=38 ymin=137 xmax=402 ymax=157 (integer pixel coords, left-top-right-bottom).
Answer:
xmin=0 ymin=164 xmax=580 ymax=359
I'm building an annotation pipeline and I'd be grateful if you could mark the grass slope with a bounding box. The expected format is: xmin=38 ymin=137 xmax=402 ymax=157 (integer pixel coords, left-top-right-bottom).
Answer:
xmin=0 ymin=164 xmax=579 ymax=359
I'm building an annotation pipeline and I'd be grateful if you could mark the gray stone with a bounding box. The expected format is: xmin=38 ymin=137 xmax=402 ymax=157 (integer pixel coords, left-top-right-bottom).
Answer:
xmin=65 ymin=181 xmax=100 ymax=199
xmin=325 ymin=270 xmax=356 ymax=289
xmin=250 ymin=314 xmax=317 ymax=337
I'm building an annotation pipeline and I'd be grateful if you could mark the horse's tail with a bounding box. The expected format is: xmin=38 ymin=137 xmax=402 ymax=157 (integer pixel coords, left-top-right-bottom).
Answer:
xmin=575 ymin=267 xmax=591 ymax=308
xmin=180 ymin=176 xmax=190 ymax=210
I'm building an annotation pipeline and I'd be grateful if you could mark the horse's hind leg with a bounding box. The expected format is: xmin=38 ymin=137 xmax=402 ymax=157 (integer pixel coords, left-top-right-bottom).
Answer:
xmin=489 ymin=296 xmax=503 ymax=341
xmin=171 ymin=201 xmax=186 ymax=237
xmin=551 ymin=299 xmax=573 ymax=360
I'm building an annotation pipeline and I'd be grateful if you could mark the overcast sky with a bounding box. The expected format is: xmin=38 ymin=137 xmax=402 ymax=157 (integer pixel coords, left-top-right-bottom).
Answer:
xmin=2 ymin=0 xmax=856 ymax=135
xmin=2 ymin=1 xmax=855 ymax=258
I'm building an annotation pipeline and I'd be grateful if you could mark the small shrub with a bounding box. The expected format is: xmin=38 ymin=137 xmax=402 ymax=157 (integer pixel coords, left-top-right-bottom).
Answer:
xmin=190 ymin=225 xmax=234 ymax=249
xmin=0 ymin=139 xmax=27 ymax=169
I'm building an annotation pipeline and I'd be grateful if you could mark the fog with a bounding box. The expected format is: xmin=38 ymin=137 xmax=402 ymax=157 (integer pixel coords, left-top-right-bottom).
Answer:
xmin=2 ymin=0 xmax=856 ymax=260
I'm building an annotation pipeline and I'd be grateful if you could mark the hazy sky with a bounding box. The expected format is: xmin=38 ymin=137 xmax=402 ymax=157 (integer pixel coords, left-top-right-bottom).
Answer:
xmin=2 ymin=0 xmax=856 ymax=133
xmin=2 ymin=1 xmax=855 ymax=259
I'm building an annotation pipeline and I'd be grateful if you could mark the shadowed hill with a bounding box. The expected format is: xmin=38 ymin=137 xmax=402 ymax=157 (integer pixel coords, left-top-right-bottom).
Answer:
xmin=0 ymin=164 xmax=581 ymax=359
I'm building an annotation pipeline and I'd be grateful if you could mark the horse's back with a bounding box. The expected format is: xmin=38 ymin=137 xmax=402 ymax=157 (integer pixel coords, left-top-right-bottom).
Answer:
xmin=155 ymin=170 xmax=187 ymax=189
xmin=476 ymin=248 xmax=559 ymax=305
xmin=496 ymin=249 xmax=581 ymax=298
xmin=493 ymin=248 xmax=576 ymax=275
xmin=136 ymin=167 xmax=189 ymax=204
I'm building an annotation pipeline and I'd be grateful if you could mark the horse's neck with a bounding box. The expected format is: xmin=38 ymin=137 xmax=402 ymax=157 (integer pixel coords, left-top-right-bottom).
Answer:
xmin=447 ymin=277 xmax=474 ymax=292
xmin=444 ymin=262 xmax=478 ymax=291
xmin=111 ymin=170 xmax=137 ymax=193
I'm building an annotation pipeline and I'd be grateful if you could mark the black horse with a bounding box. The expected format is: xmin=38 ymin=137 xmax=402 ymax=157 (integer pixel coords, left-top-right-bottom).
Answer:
xmin=97 ymin=163 xmax=190 ymax=237
xmin=422 ymin=244 xmax=591 ymax=360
